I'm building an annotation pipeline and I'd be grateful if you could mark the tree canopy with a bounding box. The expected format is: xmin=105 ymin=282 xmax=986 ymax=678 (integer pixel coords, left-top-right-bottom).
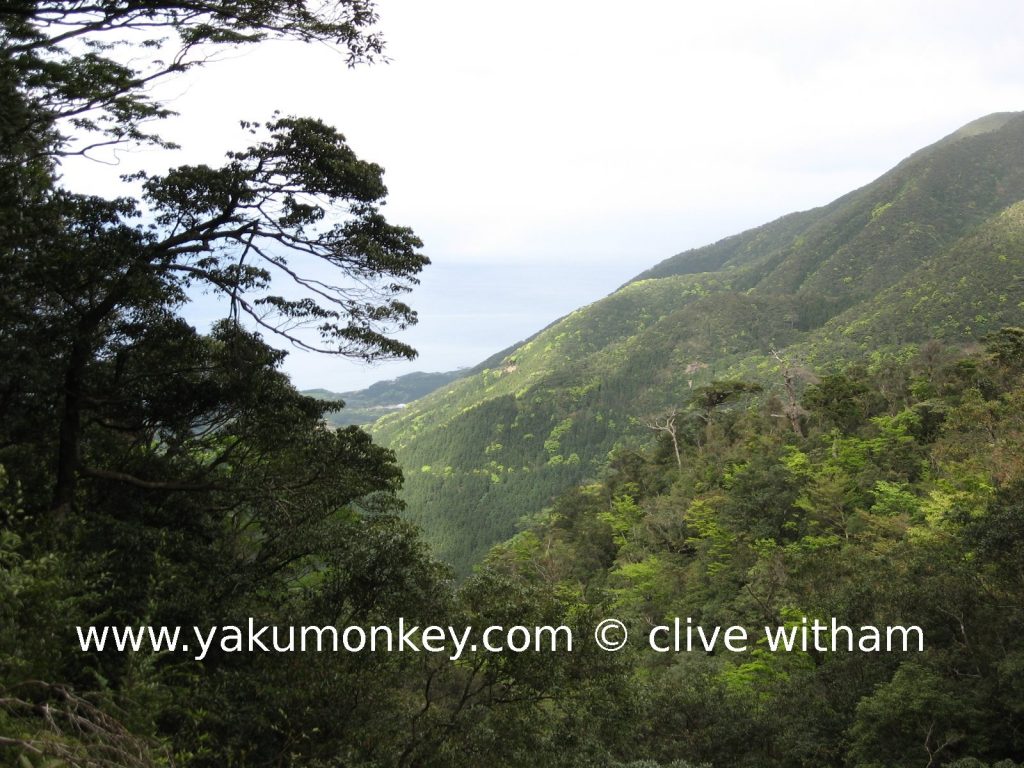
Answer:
xmin=1 ymin=0 xmax=429 ymax=522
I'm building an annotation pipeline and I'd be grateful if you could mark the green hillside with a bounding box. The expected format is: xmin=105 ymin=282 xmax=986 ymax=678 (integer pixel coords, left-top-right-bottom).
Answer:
xmin=302 ymin=369 xmax=466 ymax=426
xmin=478 ymin=329 xmax=1024 ymax=767
xmin=373 ymin=112 xmax=1024 ymax=574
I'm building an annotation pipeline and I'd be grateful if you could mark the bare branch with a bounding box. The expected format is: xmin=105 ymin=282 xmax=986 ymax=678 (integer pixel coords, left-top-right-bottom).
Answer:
xmin=641 ymin=410 xmax=682 ymax=470
xmin=0 ymin=681 xmax=165 ymax=768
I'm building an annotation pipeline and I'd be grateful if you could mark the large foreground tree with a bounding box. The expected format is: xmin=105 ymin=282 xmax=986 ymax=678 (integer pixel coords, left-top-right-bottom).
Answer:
xmin=0 ymin=4 xmax=445 ymax=765
xmin=1 ymin=1 xmax=429 ymax=519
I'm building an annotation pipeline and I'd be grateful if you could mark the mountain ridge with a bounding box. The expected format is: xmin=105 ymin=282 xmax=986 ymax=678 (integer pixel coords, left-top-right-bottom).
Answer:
xmin=372 ymin=111 xmax=1024 ymax=573
xmin=302 ymin=370 xmax=466 ymax=426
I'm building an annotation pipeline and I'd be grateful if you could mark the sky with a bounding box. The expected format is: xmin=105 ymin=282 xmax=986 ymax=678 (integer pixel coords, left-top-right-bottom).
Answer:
xmin=61 ymin=0 xmax=1024 ymax=391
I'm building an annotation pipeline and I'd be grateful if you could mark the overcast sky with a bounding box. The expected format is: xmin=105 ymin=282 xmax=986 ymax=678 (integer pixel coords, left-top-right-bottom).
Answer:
xmin=62 ymin=0 xmax=1024 ymax=391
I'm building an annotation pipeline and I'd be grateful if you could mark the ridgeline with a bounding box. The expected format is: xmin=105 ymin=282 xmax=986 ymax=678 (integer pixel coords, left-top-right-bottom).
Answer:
xmin=373 ymin=112 xmax=1024 ymax=574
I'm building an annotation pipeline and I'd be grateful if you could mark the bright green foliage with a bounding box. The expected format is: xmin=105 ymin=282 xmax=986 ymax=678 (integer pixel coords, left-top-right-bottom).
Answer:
xmin=480 ymin=334 xmax=1024 ymax=766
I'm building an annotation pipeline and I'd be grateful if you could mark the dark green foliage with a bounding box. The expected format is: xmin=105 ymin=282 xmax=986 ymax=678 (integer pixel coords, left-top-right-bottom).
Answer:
xmin=1 ymin=3 xmax=455 ymax=764
xmin=802 ymin=371 xmax=880 ymax=433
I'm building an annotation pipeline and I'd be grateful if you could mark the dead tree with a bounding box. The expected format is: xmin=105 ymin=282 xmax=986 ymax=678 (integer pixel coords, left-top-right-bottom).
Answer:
xmin=642 ymin=411 xmax=682 ymax=470
xmin=770 ymin=346 xmax=816 ymax=436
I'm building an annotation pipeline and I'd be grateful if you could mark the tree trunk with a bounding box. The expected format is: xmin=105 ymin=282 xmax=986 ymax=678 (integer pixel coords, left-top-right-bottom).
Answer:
xmin=52 ymin=339 xmax=87 ymax=518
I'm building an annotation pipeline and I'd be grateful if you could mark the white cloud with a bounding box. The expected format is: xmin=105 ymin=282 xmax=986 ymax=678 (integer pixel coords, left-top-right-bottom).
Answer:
xmin=58 ymin=0 xmax=1024 ymax=389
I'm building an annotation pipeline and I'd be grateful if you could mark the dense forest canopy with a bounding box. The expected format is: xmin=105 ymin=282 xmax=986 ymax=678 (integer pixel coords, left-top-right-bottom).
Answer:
xmin=478 ymin=330 xmax=1024 ymax=768
xmin=3 ymin=3 xmax=1024 ymax=767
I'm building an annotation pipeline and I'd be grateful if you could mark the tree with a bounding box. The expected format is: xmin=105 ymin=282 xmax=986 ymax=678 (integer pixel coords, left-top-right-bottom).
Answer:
xmin=0 ymin=1 xmax=384 ymax=158
xmin=769 ymin=346 xmax=815 ymax=436
xmin=801 ymin=371 xmax=877 ymax=434
xmin=0 ymin=4 xmax=451 ymax=764
xmin=689 ymin=380 xmax=763 ymax=423
xmin=641 ymin=410 xmax=682 ymax=470
xmin=686 ymin=379 xmax=762 ymax=450
xmin=1 ymin=2 xmax=429 ymax=520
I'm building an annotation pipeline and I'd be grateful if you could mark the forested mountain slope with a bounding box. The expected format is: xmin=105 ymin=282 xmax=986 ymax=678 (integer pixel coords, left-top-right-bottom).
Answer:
xmin=373 ymin=112 xmax=1024 ymax=574
xmin=480 ymin=330 xmax=1024 ymax=768
xmin=303 ymin=370 xmax=467 ymax=426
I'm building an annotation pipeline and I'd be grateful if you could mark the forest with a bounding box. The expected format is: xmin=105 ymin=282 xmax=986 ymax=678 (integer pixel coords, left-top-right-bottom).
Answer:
xmin=3 ymin=2 xmax=1024 ymax=767
xmin=373 ymin=112 xmax=1024 ymax=574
